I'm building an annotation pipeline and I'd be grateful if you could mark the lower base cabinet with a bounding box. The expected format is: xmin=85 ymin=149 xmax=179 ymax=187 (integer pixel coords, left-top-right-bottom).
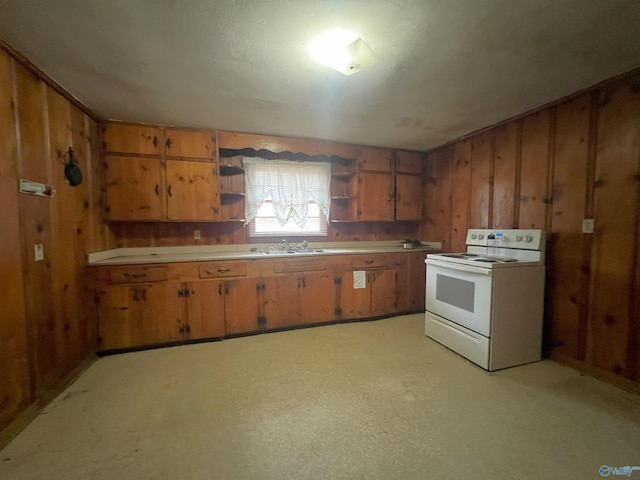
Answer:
xmin=261 ymin=272 xmax=337 ymax=330
xmin=92 ymin=252 xmax=427 ymax=352
xmin=339 ymin=268 xmax=397 ymax=319
xmin=96 ymin=283 xmax=185 ymax=350
xmin=222 ymin=278 xmax=261 ymax=335
xmin=96 ymin=281 xmax=226 ymax=351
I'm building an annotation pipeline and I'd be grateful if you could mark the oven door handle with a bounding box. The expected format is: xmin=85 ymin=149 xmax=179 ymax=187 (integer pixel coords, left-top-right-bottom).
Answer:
xmin=426 ymin=258 xmax=492 ymax=276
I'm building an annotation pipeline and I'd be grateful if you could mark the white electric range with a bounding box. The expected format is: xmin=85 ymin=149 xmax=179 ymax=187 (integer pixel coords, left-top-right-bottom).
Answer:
xmin=425 ymin=229 xmax=546 ymax=371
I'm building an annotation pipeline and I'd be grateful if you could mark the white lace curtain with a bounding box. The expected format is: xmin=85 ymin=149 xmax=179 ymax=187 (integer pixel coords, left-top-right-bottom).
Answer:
xmin=243 ymin=157 xmax=331 ymax=227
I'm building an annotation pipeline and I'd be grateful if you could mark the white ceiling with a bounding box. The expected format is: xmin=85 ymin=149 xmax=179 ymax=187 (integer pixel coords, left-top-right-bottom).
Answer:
xmin=1 ymin=0 xmax=640 ymax=151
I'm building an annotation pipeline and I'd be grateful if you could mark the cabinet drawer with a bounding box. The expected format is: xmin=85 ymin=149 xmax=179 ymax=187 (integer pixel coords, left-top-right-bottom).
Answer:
xmin=352 ymin=254 xmax=388 ymax=269
xmin=199 ymin=261 xmax=247 ymax=278
xmin=273 ymin=258 xmax=327 ymax=273
xmin=109 ymin=266 xmax=168 ymax=284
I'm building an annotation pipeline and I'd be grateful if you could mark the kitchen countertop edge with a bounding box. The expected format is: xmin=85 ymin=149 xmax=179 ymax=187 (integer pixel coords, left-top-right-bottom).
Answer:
xmin=87 ymin=241 xmax=442 ymax=266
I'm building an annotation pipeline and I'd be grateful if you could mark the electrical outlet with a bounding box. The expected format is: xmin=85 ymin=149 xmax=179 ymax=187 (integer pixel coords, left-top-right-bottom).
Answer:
xmin=34 ymin=243 xmax=44 ymax=261
xmin=582 ymin=218 xmax=595 ymax=234
xmin=193 ymin=230 xmax=201 ymax=240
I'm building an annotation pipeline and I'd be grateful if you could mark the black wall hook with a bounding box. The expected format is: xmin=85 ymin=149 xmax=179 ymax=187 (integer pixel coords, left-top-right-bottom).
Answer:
xmin=63 ymin=147 xmax=83 ymax=187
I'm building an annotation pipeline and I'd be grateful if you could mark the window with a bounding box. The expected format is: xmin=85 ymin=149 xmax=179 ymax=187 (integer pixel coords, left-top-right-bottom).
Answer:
xmin=251 ymin=197 xmax=328 ymax=237
xmin=244 ymin=157 xmax=331 ymax=237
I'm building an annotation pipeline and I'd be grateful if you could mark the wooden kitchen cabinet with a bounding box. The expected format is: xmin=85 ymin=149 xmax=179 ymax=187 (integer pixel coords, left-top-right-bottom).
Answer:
xmin=105 ymin=156 xmax=163 ymax=221
xmin=352 ymin=148 xmax=424 ymax=222
xmin=357 ymin=171 xmax=395 ymax=221
xmin=261 ymin=272 xmax=337 ymax=329
xmin=357 ymin=147 xmax=395 ymax=221
xmin=223 ymin=278 xmax=262 ymax=335
xmin=164 ymin=129 xmax=217 ymax=159
xmin=103 ymin=123 xmax=162 ymax=156
xmin=166 ymin=160 xmax=220 ymax=221
xmin=395 ymin=151 xmax=424 ymax=221
xmin=96 ymin=283 xmax=185 ymax=350
xmin=394 ymin=251 xmax=427 ymax=313
xmin=103 ymin=122 xmax=221 ymax=222
xmin=339 ymin=255 xmax=397 ymax=319
xmin=358 ymin=146 xmax=394 ymax=172
xmin=185 ymin=281 xmax=225 ymax=339
xmin=262 ymin=276 xmax=303 ymax=329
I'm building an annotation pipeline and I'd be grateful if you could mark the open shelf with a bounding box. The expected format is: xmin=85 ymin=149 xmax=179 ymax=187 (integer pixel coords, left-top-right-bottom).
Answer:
xmin=331 ymin=196 xmax=353 ymax=201
xmin=331 ymin=172 xmax=355 ymax=180
xmin=220 ymin=165 xmax=245 ymax=176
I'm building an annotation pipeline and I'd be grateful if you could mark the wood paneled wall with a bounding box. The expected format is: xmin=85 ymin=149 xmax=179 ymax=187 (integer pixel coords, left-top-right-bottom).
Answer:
xmin=111 ymin=220 xmax=422 ymax=247
xmin=423 ymin=73 xmax=640 ymax=386
xmin=0 ymin=47 xmax=113 ymax=432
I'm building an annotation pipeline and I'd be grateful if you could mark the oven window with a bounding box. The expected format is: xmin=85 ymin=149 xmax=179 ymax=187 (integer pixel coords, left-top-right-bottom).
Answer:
xmin=435 ymin=274 xmax=475 ymax=313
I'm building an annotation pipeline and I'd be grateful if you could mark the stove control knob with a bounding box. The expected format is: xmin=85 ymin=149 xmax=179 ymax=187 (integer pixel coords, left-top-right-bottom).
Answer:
xmin=525 ymin=235 xmax=533 ymax=242
xmin=516 ymin=235 xmax=523 ymax=242
xmin=471 ymin=234 xmax=477 ymax=239
xmin=478 ymin=234 xmax=484 ymax=240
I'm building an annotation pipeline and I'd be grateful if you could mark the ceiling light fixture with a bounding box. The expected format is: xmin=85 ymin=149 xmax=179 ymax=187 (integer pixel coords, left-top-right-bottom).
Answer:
xmin=307 ymin=28 xmax=381 ymax=76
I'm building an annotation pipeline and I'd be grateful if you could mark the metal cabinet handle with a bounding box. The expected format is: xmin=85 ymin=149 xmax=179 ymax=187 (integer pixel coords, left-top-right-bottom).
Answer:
xmin=167 ymin=185 xmax=173 ymax=197
xmin=152 ymin=136 xmax=158 ymax=148
xmin=217 ymin=268 xmax=229 ymax=273
xmin=130 ymin=273 xmax=147 ymax=279
xmin=155 ymin=184 xmax=160 ymax=196
xmin=166 ymin=137 xmax=172 ymax=149
xmin=364 ymin=260 xmax=374 ymax=264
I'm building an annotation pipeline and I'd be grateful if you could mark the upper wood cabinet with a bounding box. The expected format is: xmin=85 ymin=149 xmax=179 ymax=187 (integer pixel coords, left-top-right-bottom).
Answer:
xmin=102 ymin=123 xmax=221 ymax=222
xmin=105 ymin=156 xmax=163 ymax=221
xmin=395 ymin=151 xmax=424 ymax=221
xmin=355 ymin=147 xmax=395 ymax=221
xmin=351 ymin=147 xmax=424 ymax=221
xmin=396 ymin=151 xmax=423 ymax=174
xmin=164 ymin=129 xmax=217 ymax=160
xmin=357 ymin=171 xmax=395 ymax=221
xmin=103 ymin=124 xmax=162 ymax=156
xmin=166 ymin=160 xmax=219 ymax=221
xmin=358 ymin=146 xmax=394 ymax=172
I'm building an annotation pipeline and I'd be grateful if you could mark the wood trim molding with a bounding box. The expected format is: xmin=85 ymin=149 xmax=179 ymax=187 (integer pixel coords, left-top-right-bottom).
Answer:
xmin=0 ymin=355 xmax=97 ymax=450
xmin=549 ymin=351 xmax=640 ymax=396
xmin=0 ymin=38 xmax=99 ymax=121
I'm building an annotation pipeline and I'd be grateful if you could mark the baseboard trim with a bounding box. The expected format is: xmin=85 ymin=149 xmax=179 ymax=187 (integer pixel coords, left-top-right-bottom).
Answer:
xmin=549 ymin=351 xmax=640 ymax=396
xmin=0 ymin=354 xmax=98 ymax=451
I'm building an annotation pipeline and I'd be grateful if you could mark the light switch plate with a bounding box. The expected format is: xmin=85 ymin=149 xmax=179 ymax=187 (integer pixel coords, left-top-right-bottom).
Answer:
xmin=193 ymin=230 xmax=201 ymax=240
xmin=34 ymin=244 xmax=44 ymax=261
xmin=582 ymin=218 xmax=595 ymax=234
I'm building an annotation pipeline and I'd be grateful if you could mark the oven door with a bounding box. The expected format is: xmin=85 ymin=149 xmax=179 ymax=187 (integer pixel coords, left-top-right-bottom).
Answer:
xmin=425 ymin=258 xmax=492 ymax=336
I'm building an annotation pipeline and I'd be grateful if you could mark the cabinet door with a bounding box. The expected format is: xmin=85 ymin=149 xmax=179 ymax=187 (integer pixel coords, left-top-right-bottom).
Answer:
xmin=339 ymin=272 xmax=371 ymax=319
xmin=103 ymin=123 xmax=162 ymax=155
xmin=407 ymin=252 xmax=427 ymax=311
xmin=105 ymin=156 xmax=163 ymax=220
xmin=186 ymin=281 xmax=225 ymax=339
xmin=224 ymin=278 xmax=261 ymax=335
xmin=395 ymin=151 xmax=423 ymax=174
xmin=166 ymin=160 xmax=220 ymax=221
xmin=393 ymin=255 xmax=411 ymax=313
xmin=262 ymin=276 xmax=303 ymax=329
xmin=165 ymin=130 xmax=217 ymax=159
xmin=302 ymin=273 xmax=337 ymax=324
xmin=358 ymin=146 xmax=393 ymax=172
xmin=358 ymin=172 xmax=394 ymax=221
xmin=370 ymin=269 xmax=397 ymax=317
xmin=96 ymin=283 xmax=184 ymax=350
xmin=395 ymin=173 xmax=423 ymax=220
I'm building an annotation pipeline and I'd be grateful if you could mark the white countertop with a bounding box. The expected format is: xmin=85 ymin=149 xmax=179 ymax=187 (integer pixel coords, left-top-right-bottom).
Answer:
xmin=87 ymin=241 xmax=441 ymax=266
